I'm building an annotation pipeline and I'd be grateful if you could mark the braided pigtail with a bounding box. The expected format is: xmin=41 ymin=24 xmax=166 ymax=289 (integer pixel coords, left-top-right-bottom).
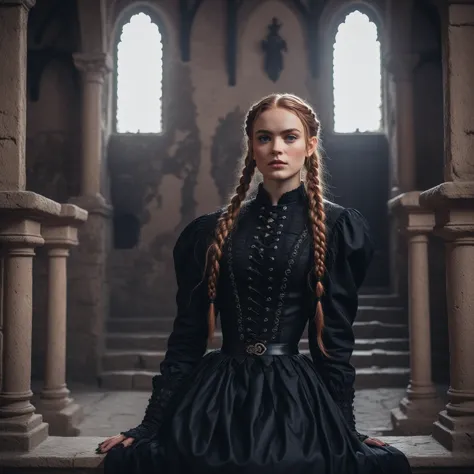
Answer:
xmin=305 ymin=149 xmax=328 ymax=357
xmin=206 ymin=153 xmax=256 ymax=341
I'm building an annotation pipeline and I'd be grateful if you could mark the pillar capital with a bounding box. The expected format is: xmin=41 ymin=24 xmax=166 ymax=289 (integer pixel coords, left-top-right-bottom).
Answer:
xmin=0 ymin=0 xmax=36 ymax=10
xmin=383 ymin=53 xmax=419 ymax=82
xmin=73 ymin=52 xmax=112 ymax=83
xmin=0 ymin=191 xmax=61 ymax=247
xmin=42 ymin=203 xmax=88 ymax=248
xmin=419 ymin=182 xmax=474 ymax=240
xmin=388 ymin=191 xmax=435 ymax=235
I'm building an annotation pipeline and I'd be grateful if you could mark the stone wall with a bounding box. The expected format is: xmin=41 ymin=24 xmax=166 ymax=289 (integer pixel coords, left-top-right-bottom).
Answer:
xmin=23 ymin=0 xmax=448 ymax=384
xmin=107 ymin=0 xmax=321 ymax=321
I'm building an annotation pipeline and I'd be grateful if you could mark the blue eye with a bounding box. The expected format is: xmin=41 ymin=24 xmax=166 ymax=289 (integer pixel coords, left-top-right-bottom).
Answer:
xmin=257 ymin=135 xmax=271 ymax=143
xmin=286 ymin=135 xmax=297 ymax=142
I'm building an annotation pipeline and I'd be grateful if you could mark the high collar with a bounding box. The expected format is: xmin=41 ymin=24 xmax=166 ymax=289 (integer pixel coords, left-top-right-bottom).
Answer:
xmin=255 ymin=182 xmax=307 ymax=207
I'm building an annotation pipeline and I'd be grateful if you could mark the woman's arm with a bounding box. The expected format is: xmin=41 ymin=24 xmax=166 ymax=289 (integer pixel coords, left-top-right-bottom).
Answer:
xmin=121 ymin=212 xmax=219 ymax=441
xmin=309 ymin=208 xmax=374 ymax=440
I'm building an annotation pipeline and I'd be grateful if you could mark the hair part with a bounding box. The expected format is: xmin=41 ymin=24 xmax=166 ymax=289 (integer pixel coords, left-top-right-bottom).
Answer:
xmin=206 ymin=93 xmax=329 ymax=357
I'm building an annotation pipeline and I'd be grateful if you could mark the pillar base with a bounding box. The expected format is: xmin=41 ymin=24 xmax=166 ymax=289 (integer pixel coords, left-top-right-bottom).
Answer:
xmin=390 ymin=396 xmax=444 ymax=435
xmin=35 ymin=398 xmax=84 ymax=436
xmin=433 ymin=410 xmax=474 ymax=453
xmin=0 ymin=414 xmax=48 ymax=452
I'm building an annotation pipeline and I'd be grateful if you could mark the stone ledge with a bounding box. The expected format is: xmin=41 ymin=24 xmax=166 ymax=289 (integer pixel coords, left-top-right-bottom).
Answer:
xmin=0 ymin=437 xmax=103 ymax=470
xmin=68 ymin=195 xmax=112 ymax=218
xmin=58 ymin=204 xmax=88 ymax=224
xmin=420 ymin=181 xmax=474 ymax=208
xmin=387 ymin=191 xmax=435 ymax=233
xmin=0 ymin=191 xmax=61 ymax=219
xmin=0 ymin=436 xmax=473 ymax=472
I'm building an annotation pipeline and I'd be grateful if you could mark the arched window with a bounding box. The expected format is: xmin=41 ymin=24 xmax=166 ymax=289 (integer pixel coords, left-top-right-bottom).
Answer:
xmin=333 ymin=10 xmax=382 ymax=133
xmin=115 ymin=12 xmax=163 ymax=133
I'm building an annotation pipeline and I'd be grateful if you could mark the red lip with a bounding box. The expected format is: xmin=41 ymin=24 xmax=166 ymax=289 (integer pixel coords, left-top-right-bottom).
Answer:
xmin=268 ymin=160 xmax=287 ymax=166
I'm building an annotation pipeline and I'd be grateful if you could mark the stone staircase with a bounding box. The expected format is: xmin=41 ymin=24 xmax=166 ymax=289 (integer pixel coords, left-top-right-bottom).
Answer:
xmin=99 ymin=294 xmax=410 ymax=390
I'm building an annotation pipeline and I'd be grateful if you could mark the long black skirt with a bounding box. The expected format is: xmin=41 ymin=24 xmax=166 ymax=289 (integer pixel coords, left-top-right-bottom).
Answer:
xmin=104 ymin=351 xmax=411 ymax=474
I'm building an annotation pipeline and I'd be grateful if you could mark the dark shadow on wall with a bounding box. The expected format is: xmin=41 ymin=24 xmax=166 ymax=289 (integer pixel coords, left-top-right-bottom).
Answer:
xmin=211 ymin=107 xmax=247 ymax=202
xmin=113 ymin=213 xmax=141 ymax=249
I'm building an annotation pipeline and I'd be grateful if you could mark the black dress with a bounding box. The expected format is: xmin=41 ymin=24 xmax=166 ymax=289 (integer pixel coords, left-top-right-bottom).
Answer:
xmin=104 ymin=184 xmax=411 ymax=474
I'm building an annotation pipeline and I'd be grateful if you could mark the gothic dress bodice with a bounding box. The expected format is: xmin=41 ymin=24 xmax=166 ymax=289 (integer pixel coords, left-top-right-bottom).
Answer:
xmin=217 ymin=184 xmax=311 ymax=349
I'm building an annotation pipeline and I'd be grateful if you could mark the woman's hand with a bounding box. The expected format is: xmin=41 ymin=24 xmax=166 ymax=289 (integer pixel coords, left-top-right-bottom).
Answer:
xmin=363 ymin=437 xmax=388 ymax=447
xmin=96 ymin=434 xmax=135 ymax=454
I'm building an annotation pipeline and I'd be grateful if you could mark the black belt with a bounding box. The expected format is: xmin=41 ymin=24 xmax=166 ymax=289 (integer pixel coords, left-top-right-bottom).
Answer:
xmin=221 ymin=342 xmax=299 ymax=356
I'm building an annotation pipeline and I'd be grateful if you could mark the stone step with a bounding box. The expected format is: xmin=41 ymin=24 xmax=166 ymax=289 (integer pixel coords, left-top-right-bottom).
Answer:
xmin=98 ymin=370 xmax=155 ymax=390
xmin=355 ymin=306 xmax=406 ymax=324
xmin=107 ymin=317 xmax=175 ymax=333
xmin=354 ymin=367 xmax=410 ymax=389
xmin=102 ymin=348 xmax=409 ymax=372
xmin=352 ymin=321 xmax=407 ymax=339
xmin=354 ymin=338 xmax=409 ymax=351
xmin=99 ymin=364 xmax=411 ymax=391
xmin=358 ymin=293 xmax=401 ymax=307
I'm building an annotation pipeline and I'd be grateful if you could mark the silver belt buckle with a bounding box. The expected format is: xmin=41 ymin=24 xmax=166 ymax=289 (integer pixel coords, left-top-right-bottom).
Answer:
xmin=246 ymin=342 xmax=267 ymax=356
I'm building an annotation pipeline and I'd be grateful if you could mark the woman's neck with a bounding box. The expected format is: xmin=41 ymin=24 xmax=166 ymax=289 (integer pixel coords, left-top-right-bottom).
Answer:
xmin=262 ymin=178 xmax=301 ymax=205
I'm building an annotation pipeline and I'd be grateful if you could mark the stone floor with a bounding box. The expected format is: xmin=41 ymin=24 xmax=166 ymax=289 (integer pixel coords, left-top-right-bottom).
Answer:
xmin=72 ymin=386 xmax=406 ymax=437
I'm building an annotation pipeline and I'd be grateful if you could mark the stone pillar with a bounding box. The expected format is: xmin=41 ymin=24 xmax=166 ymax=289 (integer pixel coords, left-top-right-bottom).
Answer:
xmin=0 ymin=0 xmax=35 ymax=192
xmin=72 ymin=52 xmax=112 ymax=199
xmin=419 ymin=1 xmax=474 ymax=453
xmin=421 ymin=183 xmax=474 ymax=451
xmin=68 ymin=52 xmax=112 ymax=383
xmin=384 ymin=54 xmax=419 ymax=195
xmin=0 ymin=0 xmax=60 ymax=452
xmin=383 ymin=52 xmax=419 ymax=298
xmin=65 ymin=198 xmax=111 ymax=384
xmin=388 ymin=192 xmax=443 ymax=435
xmin=0 ymin=193 xmax=62 ymax=452
xmin=34 ymin=204 xmax=88 ymax=436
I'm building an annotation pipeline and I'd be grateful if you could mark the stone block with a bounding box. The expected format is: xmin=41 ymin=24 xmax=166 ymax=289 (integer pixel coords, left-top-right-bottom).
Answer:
xmin=390 ymin=395 xmax=444 ymax=436
xmin=35 ymin=401 xmax=84 ymax=437
xmin=433 ymin=411 xmax=474 ymax=453
xmin=0 ymin=415 xmax=48 ymax=452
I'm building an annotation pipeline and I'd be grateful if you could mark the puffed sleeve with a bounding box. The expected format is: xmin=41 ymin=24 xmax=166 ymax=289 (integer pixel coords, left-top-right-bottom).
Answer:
xmin=308 ymin=208 xmax=374 ymax=439
xmin=121 ymin=212 xmax=219 ymax=441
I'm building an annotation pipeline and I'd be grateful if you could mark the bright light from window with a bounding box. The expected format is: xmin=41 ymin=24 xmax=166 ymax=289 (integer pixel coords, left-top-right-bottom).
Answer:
xmin=333 ymin=11 xmax=381 ymax=133
xmin=116 ymin=13 xmax=163 ymax=133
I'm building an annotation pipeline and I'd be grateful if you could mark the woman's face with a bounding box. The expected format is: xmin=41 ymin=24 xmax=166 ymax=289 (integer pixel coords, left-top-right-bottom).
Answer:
xmin=251 ymin=107 xmax=317 ymax=186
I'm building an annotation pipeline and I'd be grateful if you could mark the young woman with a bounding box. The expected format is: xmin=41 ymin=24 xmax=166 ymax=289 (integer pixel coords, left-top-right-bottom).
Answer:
xmin=98 ymin=94 xmax=412 ymax=474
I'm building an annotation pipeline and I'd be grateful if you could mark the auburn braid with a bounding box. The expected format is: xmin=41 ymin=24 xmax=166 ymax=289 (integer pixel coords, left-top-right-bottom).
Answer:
xmin=305 ymin=148 xmax=328 ymax=357
xmin=206 ymin=153 xmax=256 ymax=340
